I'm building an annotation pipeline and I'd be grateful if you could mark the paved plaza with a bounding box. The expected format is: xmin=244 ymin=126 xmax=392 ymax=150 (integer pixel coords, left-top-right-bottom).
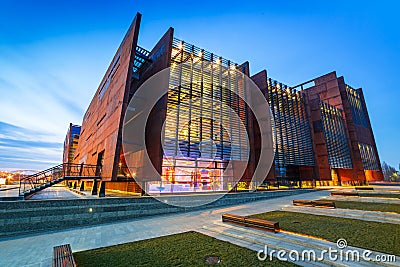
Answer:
xmin=0 ymin=189 xmax=399 ymax=267
xmin=0 ymin=185 xmax=84 ymax=200
xmin=0 ymin=190 xmax=327 ymax=266
xmin=282 ymin=205 xmax=400 ymax=224
xmin=0 ymin=186 xmax=20 ymax=198
xmin=326 ymin=195 xmax=400 ymax=204
xmin=29 ymin=185 xmax=84 ymax=200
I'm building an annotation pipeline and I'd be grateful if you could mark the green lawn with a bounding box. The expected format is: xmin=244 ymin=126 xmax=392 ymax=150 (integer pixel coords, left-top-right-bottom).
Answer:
xmin=73 ymin=231 xmax=295 ymax=267
xmin=358 ymin=192 xmax=400 ymax=198
xmin=333 ymin=200 xmax=400 ymax=213
xmin=250 ymin=211 xmax=400 ymax=256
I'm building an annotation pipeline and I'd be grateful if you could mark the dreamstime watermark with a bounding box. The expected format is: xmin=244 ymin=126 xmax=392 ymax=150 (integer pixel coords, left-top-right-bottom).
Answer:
xmin=257 ymin=238 xmax=396 ymax=263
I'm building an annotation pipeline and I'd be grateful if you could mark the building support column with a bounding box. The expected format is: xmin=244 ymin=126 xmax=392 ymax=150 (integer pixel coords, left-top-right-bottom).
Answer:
xmin=98 ymin=181 xmax=105 ymax=197
xmin=91 ymin=180 xmax=98 ymax=195
xmin=141 ymin=181 xmax=146 ymax=196
xmin=80 ymin=181 xmax=85 ymax=191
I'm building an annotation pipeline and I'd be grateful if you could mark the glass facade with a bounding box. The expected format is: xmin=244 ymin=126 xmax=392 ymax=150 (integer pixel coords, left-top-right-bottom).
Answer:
xmin=133 ymin=46 xmax=150 ymax=73
xmin=358 ymin=143 xmax=379 ymax=170
xmin=63 ymin=124 xmax=81 ymax=165
xmin=345 ymin=85 xmax=369 ymax=128
xmin=150 ymin=38 xmax=249 ymax=193
xmin=320 ymin=102 xmax=353 ymax=169
xmin=266 ymin=79 xmax=314 ymax=178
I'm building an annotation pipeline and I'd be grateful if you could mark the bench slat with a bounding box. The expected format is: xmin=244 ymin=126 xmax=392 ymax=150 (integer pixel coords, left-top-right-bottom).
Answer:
xmin=221 ymin=214 xmax=279 ymax=233
xmin=293 ymin=200 xmax=335 ymax=208
xmin=52 ymin=244 xmax=76 ymax=267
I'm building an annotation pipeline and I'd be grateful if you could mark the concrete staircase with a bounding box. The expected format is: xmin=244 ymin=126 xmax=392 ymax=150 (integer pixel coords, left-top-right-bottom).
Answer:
xmin=0 ymin=189 xmax=313 ymax=237
xmin=19 ymin=163 xmax=100 ymax=198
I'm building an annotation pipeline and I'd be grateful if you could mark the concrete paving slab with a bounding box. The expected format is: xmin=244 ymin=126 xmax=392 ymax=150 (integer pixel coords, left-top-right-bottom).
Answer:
xmin=324 ymin=196 xmax=400 ymax=204
xmin=200 ymin=222 xmax=399 ymax=267
xmin=28 ymin=185 xmax=84 ymax=200
xmin=0 ymin=190 xmax=329 ymax=267
xmin=282 ymin=206 xmax=400 ymax=224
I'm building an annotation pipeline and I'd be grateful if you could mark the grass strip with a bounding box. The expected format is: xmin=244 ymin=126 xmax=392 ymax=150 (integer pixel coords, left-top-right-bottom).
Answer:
xmin=250 ymin=211 xmax=400 ymax=256
xmin=333 ymin=200 xmax=400 ymax=214
xmin=73 ymin=231 xmax=295 ymax=267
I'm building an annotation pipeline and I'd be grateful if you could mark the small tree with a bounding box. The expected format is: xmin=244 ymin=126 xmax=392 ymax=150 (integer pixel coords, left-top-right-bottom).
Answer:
xmin=392 ymin=172 xmax=399 ymax=182
xmin=382 ymin=161 xmax=397 ymax=181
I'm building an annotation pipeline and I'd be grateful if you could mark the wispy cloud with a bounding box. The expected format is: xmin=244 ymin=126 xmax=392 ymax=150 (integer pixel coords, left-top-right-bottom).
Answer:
xmin=0 ymin=121 xmax=63 ymax=170
xmin=0 ymin=32 xmax=115 ymax=170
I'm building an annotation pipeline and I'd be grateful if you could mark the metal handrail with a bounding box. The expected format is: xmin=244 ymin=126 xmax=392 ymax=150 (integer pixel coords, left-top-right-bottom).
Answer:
xmin=19 ymin=163 xmax=101 ymax=196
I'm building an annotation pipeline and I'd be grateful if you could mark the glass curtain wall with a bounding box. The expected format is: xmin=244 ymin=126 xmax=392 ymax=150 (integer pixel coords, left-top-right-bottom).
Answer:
xmin=320 ymin=102 xmax=353 ymax=169
xmin=149 ymin=38 xmax=248 ymax=193
xmin=267 ymin=78 xmax=314 ymax=180
xmin=358 ymin=143 xmax=379 ymax=170
xmin=345 ymin=85 xmax=369 ymax=128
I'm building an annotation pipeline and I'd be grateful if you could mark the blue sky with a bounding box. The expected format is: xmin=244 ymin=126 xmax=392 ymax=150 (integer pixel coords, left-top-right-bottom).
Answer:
xmin=0 ymin=0 xmax=399 ymax=170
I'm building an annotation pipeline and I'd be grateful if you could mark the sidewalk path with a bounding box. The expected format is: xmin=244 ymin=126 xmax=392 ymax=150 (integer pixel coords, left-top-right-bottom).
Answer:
xmin=28 ymin=185 xmax=84 ymax=200
xmin=0 ymin=186 xmax=20 ymax=198
xmin=324 ymin=195 xmax=400 ymax=204
xmin=0 ymin=190 xmax=329 ymax=267
xmin=282 ymin=205 xmax=400 ymax=224
xmin=199 ymin=222 xmax=400 ymax=267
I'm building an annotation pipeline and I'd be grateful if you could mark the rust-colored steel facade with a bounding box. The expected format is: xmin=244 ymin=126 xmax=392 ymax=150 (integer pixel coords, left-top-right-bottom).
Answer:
xmin=251 ymin=70 xmax=383 ymax=185
xmin=73 ymin=13 xmax=142 ymax=183
xmin=70 ymin=13 xmax=382 ymax=193
xmin=297 ymin=72 xmax=383 ymax=183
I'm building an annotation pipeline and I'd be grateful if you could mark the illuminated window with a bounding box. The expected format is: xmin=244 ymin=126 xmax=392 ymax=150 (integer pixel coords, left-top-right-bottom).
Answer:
xmin=158 ymin=38 xmax=249 ymax=192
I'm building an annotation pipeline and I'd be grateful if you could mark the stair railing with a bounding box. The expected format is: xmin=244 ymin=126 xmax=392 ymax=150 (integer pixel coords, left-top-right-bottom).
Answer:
xmin=19 ymin=163 xmax=101 ymax=196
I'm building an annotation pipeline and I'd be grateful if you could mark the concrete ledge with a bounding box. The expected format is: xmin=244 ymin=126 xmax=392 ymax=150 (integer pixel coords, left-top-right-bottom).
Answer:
xmin=0 ymin=189 xmax=315 ymax=238
xmin=0 ymin=196 xmax=24 ymax=201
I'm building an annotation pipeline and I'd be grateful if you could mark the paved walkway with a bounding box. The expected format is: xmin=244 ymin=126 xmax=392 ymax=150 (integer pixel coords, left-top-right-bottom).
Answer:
xmin=368 ymin=186 xmax=400 ymax=191
xmin=282 ymin=206 xmax=400 ymax=224
xmin=199 ymin=222 xmax=400 ymax=267
xmin=0 ymin=190 xmax=328 ymax=267
xmin=0 ymin=185 xmax=88 ymax=200
xmin=1 ymin=189 xmax=398 ymax=267
xmin=324 ymin=195 xmax=400 ymax=204
xmin=28 ymin=185 xmax=84 ymax=200
xmin=0 ymin=186 xmax=20 ymax=198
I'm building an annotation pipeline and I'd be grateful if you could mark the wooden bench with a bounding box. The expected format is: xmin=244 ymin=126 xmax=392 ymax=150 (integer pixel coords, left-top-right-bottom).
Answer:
xmin=244 ymin=218 xmax=280 ymax=233
xmin=293 ymin=200 xmax=314 ymax=206
xmin=222 ymin=214 xmax=280 ymax=233
xmin=222 ymin=213 xmax=246 ymax=224
xmin=293 ymin=200 xmax=335 ymax=208
xmin=331 ymin=191 xmax=359 ymax=196
xmin=53 ymin=244 xmax=76 ymax=267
